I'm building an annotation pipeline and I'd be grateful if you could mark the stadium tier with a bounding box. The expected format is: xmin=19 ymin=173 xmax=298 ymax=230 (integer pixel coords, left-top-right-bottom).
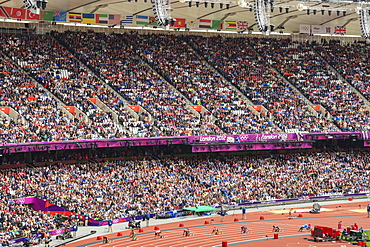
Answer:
xmin=0 ymin=32 xmax=369 ymax=142
xmin=1 ymin=31 xmax=370 ymax=245
xmin=0 ymin=150 xmax=369 ymax=243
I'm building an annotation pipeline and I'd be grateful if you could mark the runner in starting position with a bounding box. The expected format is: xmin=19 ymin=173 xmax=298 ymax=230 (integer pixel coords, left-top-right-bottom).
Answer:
xmin=298 ymin=224 xmax=311 ymax=232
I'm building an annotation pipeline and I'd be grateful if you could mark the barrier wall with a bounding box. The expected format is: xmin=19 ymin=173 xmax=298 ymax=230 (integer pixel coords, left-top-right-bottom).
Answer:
xmin=1 ymin=131 xmax=369 ymax=154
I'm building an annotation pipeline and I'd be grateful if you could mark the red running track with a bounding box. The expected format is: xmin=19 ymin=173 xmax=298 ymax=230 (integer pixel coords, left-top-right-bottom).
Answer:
xmin=71 ymin=201 xmax=369 ymax=247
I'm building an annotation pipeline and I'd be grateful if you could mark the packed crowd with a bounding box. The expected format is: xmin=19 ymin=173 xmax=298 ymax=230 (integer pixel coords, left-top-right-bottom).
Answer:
xmin=0 ymin=53 xmax=98 ymax=143
xmin=1 ymin=151 xmax=369 ymax=225
xmin=186 ymin=36 xmax=339 ymax=133
xmin=252 ymin=38 xmax=370 ymax=131
xmin=118 ymin=33 xmax=280 ymax=134
xmin=1 ymin=32 xmax=370 ymax=142
xmin=313 ymin=41 xmax=370 ymax=100
xmin=1 ymin=34 xmax=134 ymax=139
xmin=0 ymin=202 xmax=64 ymax=245
xmin=56 ymin=31 xmax=222 ymax=137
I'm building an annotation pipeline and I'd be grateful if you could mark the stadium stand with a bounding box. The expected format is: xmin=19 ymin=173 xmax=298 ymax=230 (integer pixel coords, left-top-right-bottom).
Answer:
xmin=0 ymin=31 xmax=370 ymax=246
xmin=54 ymin=31 xmax=222 ymax=136
xmin=251 ymin=38 xmax=370 ymax=131
xmin=118 ymin=33 xmax=280 ymax=134
xmin=1 ymin=34 xmax=133 ymax=139
xmin=0 ymin=52 xmax=98 ymax=142
xmin=185 ymin=36 xmax=339 ymax=133
xmin=1 ymin=32 xmax=370 ymax=136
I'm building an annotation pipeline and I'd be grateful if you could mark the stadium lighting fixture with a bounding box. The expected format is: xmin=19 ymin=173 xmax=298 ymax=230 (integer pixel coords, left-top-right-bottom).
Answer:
xmin=151 ymin=0 xmax=172 ymax=27
xmin=254 ymin=0 xmax=272 ymax=35
xmin=359 ymin=7 xmax=370 ymax=40
xmin=23 ymin=0 xmax=48 ymax=14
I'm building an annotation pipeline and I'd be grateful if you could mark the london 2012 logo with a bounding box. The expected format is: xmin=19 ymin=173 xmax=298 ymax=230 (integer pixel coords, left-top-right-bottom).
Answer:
xmin=15 ymin=198 xmax=26 ymax=204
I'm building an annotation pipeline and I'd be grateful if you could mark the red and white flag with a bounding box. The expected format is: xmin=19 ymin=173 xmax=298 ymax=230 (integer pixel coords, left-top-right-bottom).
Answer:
xmin=11 ymin=8 xmax=26 ymax=19
xmin=26 ymin=9 xmax=39 ymax=20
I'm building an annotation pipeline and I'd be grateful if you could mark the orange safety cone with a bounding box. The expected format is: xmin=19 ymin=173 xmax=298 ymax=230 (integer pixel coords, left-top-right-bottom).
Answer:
xmin=179 ymin=223 xmax=184 ymax=227
xmin=204 ymin=221 xmax=210 ymax=225
xmin=96 ymin=236 xmax=102 ymax=240
xmin=260 ymin=216 xmax=265 ymax=220
xmin=298 ymin=214 xmax=303 ymax=218
xmin=234 ymin=218 xmax=239 ymax=222
xmin=139 ymin=228 xmax=144 ymax=233
xmin=154 ymin=226 xmax=159 ymax=230
xmin=117 ymin=232 xmax=123 ymax=236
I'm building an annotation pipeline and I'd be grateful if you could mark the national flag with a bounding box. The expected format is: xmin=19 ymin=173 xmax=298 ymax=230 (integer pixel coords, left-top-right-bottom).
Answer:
xmin=0 ymin=6 xmax=12 ymax=18
xmin=11 ymin=8 xmax=26 ymax=19
xmin=198 ymin=19 xmax=211 ymax=29
xmin=54 ymin=11 xmax=67 ymax=22
xmin=299 ymin=24 xmax=310 ymax=34
xmin=121 ymin=15 xmax=133 ymax=25
xmin=136 ymin=15 xmax=149 ymax=25
xmin=237 ymin=21 xmax=248 ymax=31
xmin=96 ymin=14 xmax=108 ymax=24
xmin=40 ymin=10 xmax=53 ymax=21
xmin=149 ymin=16 xmax=158 ymax=26
xmin=172 ymin=18 xmax=186 ymax=28
xmin=334 ymin=26 xmax=346 ymax=35
xmin=187 ymin=19 xmax=197 ymax=29
xmin=26 ymin=9 xmax=39 ymax=20
xmin=311 ymin=25 xmax=323 ymax=34
xmin=82 ymin=13 xmax=95 ymax=24
xmin=225 ymin=21 xmax=236 ymax=30
xmin=45 ymin=201 xmax=53 ymax=208
xmin=109 ymin=14 xmax=120 ymax=25
xmin=324 ymin=26 xmax=334 ymax=34
xmin=211 ymin=20 xmax=223 ymax=30
xmin=69 ymin=12 xmax=82 ymax=23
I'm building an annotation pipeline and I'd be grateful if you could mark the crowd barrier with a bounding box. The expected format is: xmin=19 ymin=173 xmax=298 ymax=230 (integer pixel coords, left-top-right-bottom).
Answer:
xmin=1 ymin=131 xmax=369 ymax=154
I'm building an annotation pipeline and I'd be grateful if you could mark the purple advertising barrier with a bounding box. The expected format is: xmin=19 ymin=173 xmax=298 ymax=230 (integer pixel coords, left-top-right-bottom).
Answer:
xmin=364 ymin=131 xmax=370 ymax=146
xmin=1 ymin=131 xmax=368 ymax=154
xmin=1 ymin=136 xmax=189 ymax=154
xmin=302 ymin=132 xmax=365 ymax=141
xmin=11 ymin=227 xmax=74 ymax=245
xmin=193 ymin=133 xmax=300 ymax=143
xmin=13 ymin=197 xmax=74 ymax=217
xmin=11 ymin=233 xmax=43 ymax=244
xmin=192 ymin=142 xmax=313 ymax=152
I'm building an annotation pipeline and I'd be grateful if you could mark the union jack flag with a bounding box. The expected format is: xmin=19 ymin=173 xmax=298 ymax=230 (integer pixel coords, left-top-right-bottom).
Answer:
xmin=237 ymin=21 xmax=248 ymax=31
xmin=334 ymin=26 xmax=346 ymax=35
